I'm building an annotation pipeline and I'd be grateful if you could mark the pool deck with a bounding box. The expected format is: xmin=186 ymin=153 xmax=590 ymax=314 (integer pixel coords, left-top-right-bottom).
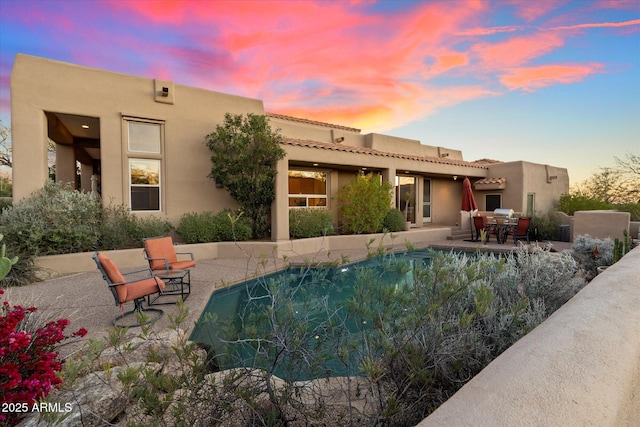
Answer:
xmin=2 ymin=237 xmax=573 ymax=354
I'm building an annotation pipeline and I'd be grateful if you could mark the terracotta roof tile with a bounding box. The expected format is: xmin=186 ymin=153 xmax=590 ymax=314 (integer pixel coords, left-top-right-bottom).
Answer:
xmin=267 ymin=112 xmax=361 ymax=133
xmin=281 ymin=138 xmax=488 ymax=170
xmin=475 ymin=177 xmax=507 ymax=185
xmin=472 ymin=158 xmax=503 ymax=164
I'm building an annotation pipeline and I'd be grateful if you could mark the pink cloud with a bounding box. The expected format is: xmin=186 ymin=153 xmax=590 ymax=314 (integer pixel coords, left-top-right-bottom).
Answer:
xmin=509 ymin=0 xmax=567 ymax=22
xmin=474 ymin=32 xmax=565 ymax=69
xmin=500 ymin=63 xmax=604 ymax=92
xmin=549 ymin=18 xmax=640 ymax=31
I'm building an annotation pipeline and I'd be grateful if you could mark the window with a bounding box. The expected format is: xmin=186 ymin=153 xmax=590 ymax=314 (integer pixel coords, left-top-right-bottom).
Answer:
xmin=486 ymin=194 xmax=502 ymax=211
xmin=128 ymin=122 xmax=161 ymax=153
xmin=125 ymin=119 xmax=163 ymax=211
xmin=288 ymin=170 xmax=327 ymax=207
xmin=129 ymin=159 xmax=160 ymax=211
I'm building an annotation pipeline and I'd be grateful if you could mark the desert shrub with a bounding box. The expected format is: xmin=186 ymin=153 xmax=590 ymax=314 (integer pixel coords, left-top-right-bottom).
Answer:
xmin=558 ymin=193 xmax=611 ymax=215
xmin=338 ymin=174 xmax=392 ymax=234
xmin=530 ymin=212 xmax=560 ymax=241
xmin=177 ymin=211 xmax=217 ymax=243
xmin=177 ymin=210 xmax=251 ymax=243
xmin=383 ymin=208 xmax=405 ymax=232
xmin=0 ymin=182 xmax=102 ymax=256
xmin=289 ymin=208 xmax=334 ymax=238
xmin=613 ymin=202 xmax=640 ymax=221
xmin=571 ymin=234 xmax=614 ymax=279
xmin=0 ymin=198 xmax=11 ymax=212
xmin=99 ymin=203 xmax=172 ymax=249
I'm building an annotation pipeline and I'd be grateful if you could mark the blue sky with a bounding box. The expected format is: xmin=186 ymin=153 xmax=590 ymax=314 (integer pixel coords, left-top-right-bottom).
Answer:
xmin=1 ymin=0 xmax=639 ymax=184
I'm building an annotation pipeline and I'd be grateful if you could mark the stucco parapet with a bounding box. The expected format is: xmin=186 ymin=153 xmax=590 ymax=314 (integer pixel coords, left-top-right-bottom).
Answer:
xmin=281 ymin=138 xmax=488 ymax=170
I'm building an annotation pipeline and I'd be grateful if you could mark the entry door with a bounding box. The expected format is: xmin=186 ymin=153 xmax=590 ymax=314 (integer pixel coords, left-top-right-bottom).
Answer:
xmin=396 ymin=176 xmax=416 ymax=224
xmin=423 ymin=178 xmax=432 ymax=223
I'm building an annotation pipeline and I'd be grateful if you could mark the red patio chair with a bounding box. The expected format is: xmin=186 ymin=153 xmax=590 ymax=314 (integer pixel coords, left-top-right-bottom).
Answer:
xmin=508 ymin=217 xmax=531 ymax=245
xmin=93 ymin=252 xmax=165 ymax=327
xmin=142 ymin=236 xmax=196 ymax=271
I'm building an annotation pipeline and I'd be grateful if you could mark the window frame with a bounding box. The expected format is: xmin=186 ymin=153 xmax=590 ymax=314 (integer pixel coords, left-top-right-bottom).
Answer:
xmin=123 ymin=117 xmax=165 ymax=212
xmin=288 ymin=169 xmax=328 ymax=208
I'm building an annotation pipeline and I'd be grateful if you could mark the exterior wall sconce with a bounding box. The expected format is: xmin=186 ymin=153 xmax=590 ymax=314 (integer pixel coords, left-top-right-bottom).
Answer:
xmin=453 ymin=175 xmax=458 ymax=180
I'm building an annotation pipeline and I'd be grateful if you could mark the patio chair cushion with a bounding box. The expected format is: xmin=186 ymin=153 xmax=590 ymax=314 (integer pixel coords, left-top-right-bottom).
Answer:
xmin=96 ymin=253 xmax=165 ymax=304
xmin=145 ymin=237 xmax=179 ymax=270
xmin=125 ymin=277 xmax=166 ymax=302
xmin=169 ymin=260 xmax=197 ymax=271
xmin=144 ymin=236 xmax=196 ymax=270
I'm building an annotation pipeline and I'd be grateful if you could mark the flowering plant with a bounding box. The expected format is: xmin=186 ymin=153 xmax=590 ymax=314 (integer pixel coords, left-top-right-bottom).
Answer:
xmin=0 ymin=289 xmax=87 ymax=424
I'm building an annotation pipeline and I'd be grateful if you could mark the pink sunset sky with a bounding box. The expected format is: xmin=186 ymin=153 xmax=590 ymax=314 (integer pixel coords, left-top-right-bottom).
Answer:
xmin=0 ymin=0 xmax=638 ymax=184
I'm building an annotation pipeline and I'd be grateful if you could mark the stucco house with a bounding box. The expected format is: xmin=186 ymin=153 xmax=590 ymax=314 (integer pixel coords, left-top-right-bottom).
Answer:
xmin=10 ymin=54 xmax=569 ymax=241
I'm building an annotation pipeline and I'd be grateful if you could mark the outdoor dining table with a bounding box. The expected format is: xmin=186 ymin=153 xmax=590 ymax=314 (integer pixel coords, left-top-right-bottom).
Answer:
xmin=488 ymin=220 xmax=518 ymax=244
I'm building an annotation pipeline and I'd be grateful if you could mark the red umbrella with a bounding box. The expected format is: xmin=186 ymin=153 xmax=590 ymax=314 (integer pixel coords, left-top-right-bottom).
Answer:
xmin=461 ymin=177 xmax=478 ymax=212
xmin=461 ymin=177 xmax=478 ymax=240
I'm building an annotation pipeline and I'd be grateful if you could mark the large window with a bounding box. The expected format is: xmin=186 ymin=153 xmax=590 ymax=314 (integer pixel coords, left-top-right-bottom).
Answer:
xmin=288 ymin=170 xmax=327 ymax=207
xmin=125 ymin=119 xmax=163 ymax=211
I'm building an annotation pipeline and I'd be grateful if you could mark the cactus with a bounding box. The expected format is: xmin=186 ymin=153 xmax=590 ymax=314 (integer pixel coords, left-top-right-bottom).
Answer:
xmin=0 ymin=234 xmax=19 ymax=280
xmin=623 ymin=229 xmax=630 ymax=254
xmin=614 ymin=230 xmax=631 ymax=264
xmin=613 ymin=238 xmax=621 ymax=263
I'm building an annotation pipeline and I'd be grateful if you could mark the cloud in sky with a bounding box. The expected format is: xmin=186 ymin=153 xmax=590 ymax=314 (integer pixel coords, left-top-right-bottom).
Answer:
xmin=0 ymin=0 xmax=638 ymax=135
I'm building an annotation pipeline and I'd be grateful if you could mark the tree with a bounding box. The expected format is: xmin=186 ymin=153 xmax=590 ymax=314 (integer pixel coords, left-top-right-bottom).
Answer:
xmin=615 ymin=153 xmax=640 ymax=203
xmin=338 ymin=173 xmax=392 ymax=234
xmin=205 ymin=113 xmax=286 ymax=239
xmin=0 ymin=120 xmax=11 ymax=169
xmin=571 ymin=152 xmax=640 ymax=204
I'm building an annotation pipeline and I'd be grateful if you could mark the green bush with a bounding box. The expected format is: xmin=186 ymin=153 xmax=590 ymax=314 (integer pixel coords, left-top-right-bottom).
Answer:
xmin=530 ymin=212 xmax=560 ymax=241
xmin=289 ymin=208 xmax=334 ymax=238
xmin=558 ymin=194 xmax=610 ymax=216
xmin=558 ymin=194 xmax=639 ymax=221
xmin=382 ymin=208 xmax=404 ymax=232
xmin=338 ymin=174 xmax=392 ymax=234
xmin=177 ymin=210 xmax=251 ymax=243
xmin=99 ymin=203 xmax=172 ymax=249
xmin=0 ymin=182 xmax=102 ymax=256
xmin=613 ymin=203 xmax=640 ymax=221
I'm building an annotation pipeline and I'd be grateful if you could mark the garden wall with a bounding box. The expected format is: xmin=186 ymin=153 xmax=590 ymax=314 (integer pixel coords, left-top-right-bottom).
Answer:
xmin=35 ymin=227 xmax=452 ymax=275
xmin=418 ymin=245 xmax=640 ymax=426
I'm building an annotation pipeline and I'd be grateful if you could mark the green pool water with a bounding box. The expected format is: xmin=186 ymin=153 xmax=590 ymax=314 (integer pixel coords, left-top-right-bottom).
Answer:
xmin=190 ymin=250 xmax=436 ymax=381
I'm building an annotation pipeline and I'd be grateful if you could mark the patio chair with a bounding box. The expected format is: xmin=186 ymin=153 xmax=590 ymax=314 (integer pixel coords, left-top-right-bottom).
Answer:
xmin=508 ymin=217 xmax=531 ymax=245
xmin=93 ymin=252 xmax=165 ymax=327
xmin=142 ymin=236 xmax=196 ymax=272
xmin=473 ymin=216 xmax=486 ymax=242
xmin=474 ymin=215 xmax=498 ymax=242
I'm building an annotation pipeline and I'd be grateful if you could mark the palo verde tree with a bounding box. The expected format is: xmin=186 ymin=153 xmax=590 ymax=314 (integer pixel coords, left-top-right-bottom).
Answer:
xmin=205 ymin=113 xmax=286 ymax=239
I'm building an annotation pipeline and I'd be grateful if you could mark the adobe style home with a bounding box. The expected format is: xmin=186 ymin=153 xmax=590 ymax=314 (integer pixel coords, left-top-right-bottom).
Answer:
xmin=10 ymin=54 xmax=569 ymax=241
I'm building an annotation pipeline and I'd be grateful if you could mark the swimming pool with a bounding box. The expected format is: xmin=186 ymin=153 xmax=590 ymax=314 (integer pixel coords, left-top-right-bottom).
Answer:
xmin=190 ymin=250 xmax=437 ymax=381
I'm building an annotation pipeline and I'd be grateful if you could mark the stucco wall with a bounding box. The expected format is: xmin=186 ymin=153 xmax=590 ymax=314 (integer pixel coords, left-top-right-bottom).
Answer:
xmin=419 ymin=245 xmax=640 ymax=426
xmin=482 ymin=161 xmax=569 ymax=214
xmin=11 ymin=54 xmax=263 ymax=223
xmin=573 ymin=210 xmax=631 ymax=241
